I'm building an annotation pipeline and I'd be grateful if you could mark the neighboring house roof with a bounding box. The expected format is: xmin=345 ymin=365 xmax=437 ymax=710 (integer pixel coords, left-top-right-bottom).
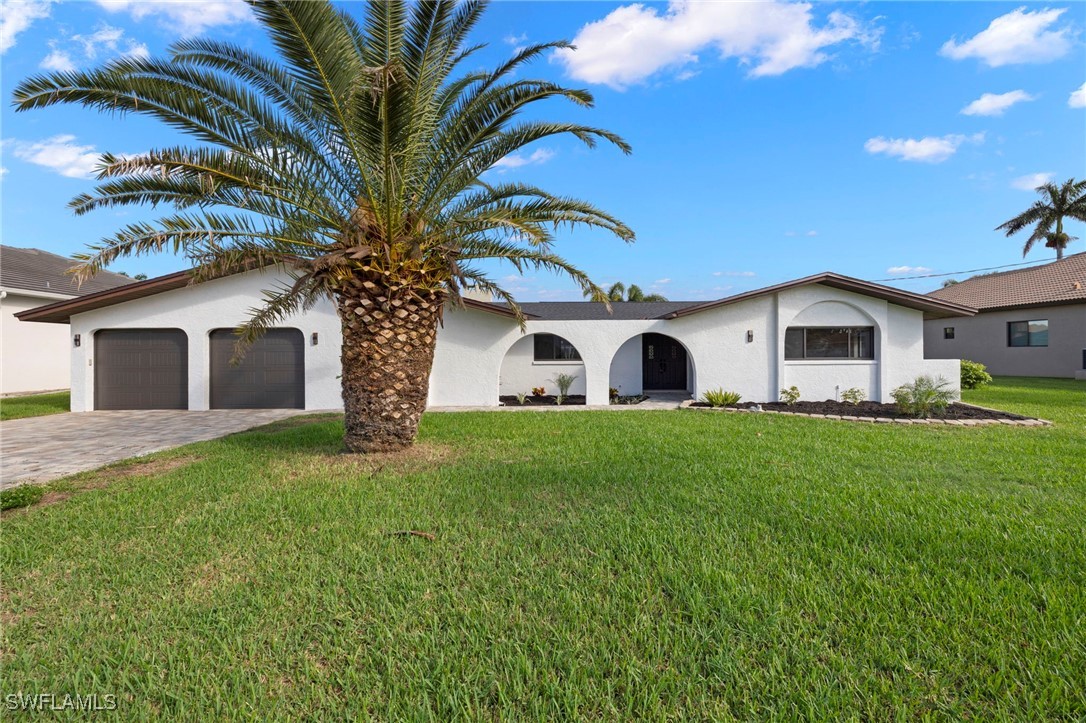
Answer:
xmin=17 ymin=265 xmax=976 ymax=325
xmin=927 ymin=253 xmax=1086 ymax=311
xmin=0 ymin=245 xmax=135 ymax=297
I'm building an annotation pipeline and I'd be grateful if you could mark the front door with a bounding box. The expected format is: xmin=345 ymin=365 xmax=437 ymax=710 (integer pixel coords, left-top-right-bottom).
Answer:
xmin=642 ymin=334 xmax=687 ymax=390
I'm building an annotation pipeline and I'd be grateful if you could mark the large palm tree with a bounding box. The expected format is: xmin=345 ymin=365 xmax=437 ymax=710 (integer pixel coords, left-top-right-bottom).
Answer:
xmin=996 ymin=178 xmax=1086 ymax=260
xmin=11 ymin=0 xmax=633 ymax=452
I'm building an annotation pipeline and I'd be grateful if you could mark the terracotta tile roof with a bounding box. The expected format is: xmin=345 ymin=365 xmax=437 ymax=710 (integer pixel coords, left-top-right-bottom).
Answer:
xmin=1 ymin=245 xmax=135 ymax=297
xmin=927 ymin=253 xmax=1086 ymax=311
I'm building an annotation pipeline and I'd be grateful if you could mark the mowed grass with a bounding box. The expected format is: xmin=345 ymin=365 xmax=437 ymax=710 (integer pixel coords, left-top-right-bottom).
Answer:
xmin=2 ymin=379 xmax=1084 ymax=719
xmin=0 ymin=391 xmax=69 ymax=421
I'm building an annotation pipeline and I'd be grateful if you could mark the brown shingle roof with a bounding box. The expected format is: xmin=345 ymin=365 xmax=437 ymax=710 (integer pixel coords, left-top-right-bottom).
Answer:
xmin=927 ymin=253 xmax=1086 ymax=311
xmin=1 ymin=245 xmax=135 ymax=297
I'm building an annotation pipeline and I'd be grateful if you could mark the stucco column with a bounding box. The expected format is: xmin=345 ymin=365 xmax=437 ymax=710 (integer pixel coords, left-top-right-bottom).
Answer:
xmin=583 ymin=354 xmax=612 ymax=406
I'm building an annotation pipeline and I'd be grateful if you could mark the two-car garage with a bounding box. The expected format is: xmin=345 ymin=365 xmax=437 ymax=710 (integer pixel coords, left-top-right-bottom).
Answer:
xmin=93 ymin=328 xmax=305 ymax=410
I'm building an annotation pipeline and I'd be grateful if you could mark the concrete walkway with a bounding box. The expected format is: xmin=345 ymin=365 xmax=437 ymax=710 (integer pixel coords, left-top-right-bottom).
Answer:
xmin=429 ymin=390 xmax=693 ymax=413
xmin=1 ymin=409 xmax=312 ymax=488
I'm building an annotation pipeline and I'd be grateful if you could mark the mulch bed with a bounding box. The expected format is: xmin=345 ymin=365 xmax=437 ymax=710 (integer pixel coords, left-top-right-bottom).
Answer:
xmin=499 ymin=395 xmax=586 ymax=406
xmin=690 ymin=399 xmax=1030 ymax=421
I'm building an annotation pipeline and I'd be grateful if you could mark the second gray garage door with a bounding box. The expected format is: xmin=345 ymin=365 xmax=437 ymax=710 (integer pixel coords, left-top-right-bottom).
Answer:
xmin=210 ymin=329 xmax=305 ymax=409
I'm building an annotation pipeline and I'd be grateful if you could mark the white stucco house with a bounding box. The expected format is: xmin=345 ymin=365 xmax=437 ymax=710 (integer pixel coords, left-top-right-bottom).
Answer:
xmin=16 ymin=265 xmax=974 ymax=411
xmin=1 ymin=246 xmax=134 ymax=396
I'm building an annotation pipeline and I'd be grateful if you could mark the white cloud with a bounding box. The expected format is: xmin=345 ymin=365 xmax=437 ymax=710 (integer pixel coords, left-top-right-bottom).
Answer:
xmin=713 ymin=270 xmax=756 ymax=277
xmin=553 ymin=1 xmax=881 ymax=89
xmin=9 ymin=135 xmax=105 ymax=179
xmin=491 ymin=148 xmax=555 ymax=172
xmin=1 ymin=0 xmax=52 ymax=54
xmin=40 ymin=24 xmax=148 ymax=72
xmin=940 ymin=8 xmax=1074 ymax=67
xmin=864 ymin=133 xmax=984 ymax=163
xmin=654 ymin=278 xmax=671 ymax=284
xmin=1011 ymin=172 xmax=1053 ymax=191
xmin=95 ymin=0 xmax=252 ymax=36
xmin=886 ymin=265 xmax=932 ymax=274
xmin=0 ymin=166 xmax=8 ymax=179
xmin=1070 ymin=82 xmax=1086 ymax=109
xmin=961 ymin=89 xmax=1036 ymax=116
xmin=805 ymin=230 xmax=818 ymax=237
xmin=504 ymin=33 xmax=527 ymax=46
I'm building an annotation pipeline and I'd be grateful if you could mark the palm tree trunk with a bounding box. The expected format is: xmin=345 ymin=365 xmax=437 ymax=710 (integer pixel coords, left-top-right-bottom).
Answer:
xmin=337 ymin=284 xmax=443 ymax=452
xmin=1056 ymin=218 xmax=1064 ymax=260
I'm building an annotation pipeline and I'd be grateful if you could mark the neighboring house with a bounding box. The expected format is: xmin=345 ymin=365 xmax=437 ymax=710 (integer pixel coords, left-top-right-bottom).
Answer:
xmin=925 ymin=253 xmax=1086 ymax=379
xmin=0 ymin=246 xmax=134 ymax=395
xmin=16 ymin=267 xmax=973 ymax=411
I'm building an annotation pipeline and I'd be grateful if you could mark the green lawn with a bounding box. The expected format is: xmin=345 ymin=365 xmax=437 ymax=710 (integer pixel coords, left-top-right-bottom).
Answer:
xmin=2 ymin=378 xmax=1084 ymax=719
xmin=0 ymin=391 xmax=70 ymax=421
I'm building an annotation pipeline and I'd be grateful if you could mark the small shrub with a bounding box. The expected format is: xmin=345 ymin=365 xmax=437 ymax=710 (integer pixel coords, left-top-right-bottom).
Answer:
xmin=515 ymin=392 xmax=529 ymax=405
xmin=891 ymin=375 xmax=957 ymax=418
xmin=609 ymin=387 xmax=620 ymax=400
xmin=548 ymin=373 xmax=578 ymax=405
xmin=701 ymin=388 xmax=742 ymax=408
xmin=1 ymin=485 xmax=44 ymax=511
xmin=779 ymin=386 xmax=801 ymax=405
xmin=960 ymin=359 xmax=993 ymax=390
xmin=531 ymin=386 xmax=546 ymax=397
xmin=840 ymin=387 xmax=866 ymax=405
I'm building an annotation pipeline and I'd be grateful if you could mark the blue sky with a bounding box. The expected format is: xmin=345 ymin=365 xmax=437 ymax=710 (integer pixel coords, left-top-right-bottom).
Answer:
xmin=2 ymin=1 xmax=1084 ymax=300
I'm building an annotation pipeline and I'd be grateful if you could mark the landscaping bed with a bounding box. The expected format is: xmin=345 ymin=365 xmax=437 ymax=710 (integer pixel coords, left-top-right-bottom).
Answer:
xmin=691 ymin=399 xmax=1032 ymax=421
xmin=499 ymin=394 xmax=586 ymax=406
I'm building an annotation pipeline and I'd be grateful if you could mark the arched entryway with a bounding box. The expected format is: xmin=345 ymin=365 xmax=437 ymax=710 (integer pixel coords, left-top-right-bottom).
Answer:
xmin=498 ymin=333 xmax=586 ymax=401
xmin=609 ymin=333 xmax=695 ymax=397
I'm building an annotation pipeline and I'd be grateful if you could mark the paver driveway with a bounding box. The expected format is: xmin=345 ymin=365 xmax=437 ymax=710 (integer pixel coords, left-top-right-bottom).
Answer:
xmin=1 ymin=409 xmax=317 ymax=488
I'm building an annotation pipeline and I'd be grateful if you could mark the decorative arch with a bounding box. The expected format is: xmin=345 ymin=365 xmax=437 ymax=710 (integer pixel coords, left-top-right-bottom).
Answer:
xmin=498 ymin=332 xmax=586 ymax=400
xmin=608 ymin=332 xmax=696 ymax=396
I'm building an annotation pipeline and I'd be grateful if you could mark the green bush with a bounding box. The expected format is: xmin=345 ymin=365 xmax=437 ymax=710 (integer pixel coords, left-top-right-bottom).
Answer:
xmin=779 ymin=386 xmax=801 ymax=405
xmin=1 ymin=485 xmax=45 ymax=511
xmin=840 ymin=387 xmax=866 ymax=405
xmin=701 ymin=388 xmax=742 ymax=407
xmin=548 ymin=373 xmax=578 ymax=405
xmin=891 ymin=375 xmax=957 ymax=418
xmin=960 ymin=359 xmax=993 ymax=390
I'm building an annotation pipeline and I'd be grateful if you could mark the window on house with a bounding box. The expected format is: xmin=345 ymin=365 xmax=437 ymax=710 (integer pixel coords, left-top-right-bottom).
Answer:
xmin=784 ymin=327 xmax=874 ymax=360
xmin=1008 ymin=320 xmax=1048 ymax=347
xmin=944 ymin=327 xmax=955 ymax=340
xmin=533 ymin=334 xmax=581 ymax=361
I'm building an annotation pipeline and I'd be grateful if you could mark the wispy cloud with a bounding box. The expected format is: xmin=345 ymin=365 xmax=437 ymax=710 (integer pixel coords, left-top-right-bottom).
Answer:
xmin=1070 ymin=82 xmax=1086 ymax=109
xmin=40 ymin=24 xmax=148 ymax=72
xmin=1 ymin=0 xmax=52 ymax=54
xmin=8 ymin=135 xmax=109 ymax=179
xmin=940 ymin=7 xmax=1074 ymax=67
xmin=864 ymin=133 xmax=984 ymax=163
xmin=713 ymin=270 xmax=756 ymax=277
xmin=95 ymin=0 xmax=252 ymax=36
xmin=1011 ymin=172 xmax=1053 ymax=191
xmin=491 ymin=148 xmax=555 ymax=172
xmin=654 ymin=278 xmax=671 ymax=284
xmin=553 ymin=1 xmax=881 ymax=89
xmin=886 ymin=265 xmax=932 ymax=274
xmin=960 ymin=89 xmax=1036 ymax=117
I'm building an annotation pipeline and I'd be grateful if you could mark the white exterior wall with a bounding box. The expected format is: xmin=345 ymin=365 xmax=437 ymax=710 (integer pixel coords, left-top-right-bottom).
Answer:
xmin=1 ymin=290 xmax=77 ymax=395
xmin=61 ymin=271 xmax=959 ymax=410
xmin=68 ymin=269 xmax=343 ymax=412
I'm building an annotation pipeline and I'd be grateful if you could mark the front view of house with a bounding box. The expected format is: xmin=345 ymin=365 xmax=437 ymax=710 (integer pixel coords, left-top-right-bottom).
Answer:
xmin=17 ymin=268 xmax=973 ymax=411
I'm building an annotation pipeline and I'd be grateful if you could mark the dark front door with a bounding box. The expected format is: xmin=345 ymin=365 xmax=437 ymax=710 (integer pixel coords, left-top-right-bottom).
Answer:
xmin=95 ymin=329 xmax=188 ymax=410
xmin=642 ymin=333 xmax=687 ymax=390
xmin=210 ymin=328 xmax=305 ymax=409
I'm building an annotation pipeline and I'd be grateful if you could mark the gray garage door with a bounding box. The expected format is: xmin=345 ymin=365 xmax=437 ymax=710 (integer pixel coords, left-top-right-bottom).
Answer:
xmin=210 ymin=329 xmax=305 ymax=409
xmin=95 ymin=329 xmax=188 ymax=410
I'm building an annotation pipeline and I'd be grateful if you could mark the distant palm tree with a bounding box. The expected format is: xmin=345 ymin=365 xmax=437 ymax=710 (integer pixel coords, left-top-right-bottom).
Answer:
xmin=590 ymin=281 xmax=668 ymax=302
xmin=11 ymin=0 xmax=634 ymax=453
xmin=996 ymin=178 xmax=1086 ymax=260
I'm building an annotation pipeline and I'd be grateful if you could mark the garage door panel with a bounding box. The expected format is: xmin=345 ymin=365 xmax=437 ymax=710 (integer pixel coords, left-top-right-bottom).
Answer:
xmin=95 ymin=330 xmax=188 ymax=410
xmin=210 ymin=329 xmax=304 ymax=409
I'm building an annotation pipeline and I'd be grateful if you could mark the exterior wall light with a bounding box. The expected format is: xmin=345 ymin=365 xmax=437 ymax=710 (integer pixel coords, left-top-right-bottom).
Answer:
xmin=74 ymin=334 xmax=81 ymax=347
xmin=746 ymin=330 xmax=754 ymax=343
xmin=311 ymin=332 xmax=319 ymax=346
